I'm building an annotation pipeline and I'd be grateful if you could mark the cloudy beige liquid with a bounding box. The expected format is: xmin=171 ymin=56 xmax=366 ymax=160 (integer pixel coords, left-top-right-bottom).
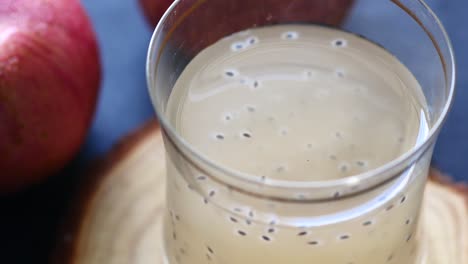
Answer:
xmin=163 ymin=25 xmax=429 ymax=264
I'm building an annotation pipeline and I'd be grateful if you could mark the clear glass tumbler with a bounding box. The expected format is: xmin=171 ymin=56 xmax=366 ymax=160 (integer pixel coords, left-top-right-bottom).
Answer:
xmin=146 ymin=0 xmax=455 ymax=263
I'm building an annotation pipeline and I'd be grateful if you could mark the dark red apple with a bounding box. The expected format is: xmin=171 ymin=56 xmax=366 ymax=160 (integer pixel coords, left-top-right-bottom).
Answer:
xmin=0 ymin=0 xmax=101 ymax=193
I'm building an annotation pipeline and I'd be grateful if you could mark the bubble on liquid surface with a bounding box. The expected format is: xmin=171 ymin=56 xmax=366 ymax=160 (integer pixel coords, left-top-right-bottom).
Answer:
xmin=246 ymin=36 xmax=259 ymax=45
xmin=282 ymin=31 xmax=299 ymax=40
xmin=332 ymin=38 xmax=347 ymax=48
xmin=231 ymin=41 xmax=245 ymax=51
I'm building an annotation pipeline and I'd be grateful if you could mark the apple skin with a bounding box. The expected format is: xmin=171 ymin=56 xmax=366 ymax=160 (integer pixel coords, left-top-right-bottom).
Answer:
xmin=0 ymin=0 xmax=101 ymax=193
xmin=140 ymin=0 xmax=354 ymax=54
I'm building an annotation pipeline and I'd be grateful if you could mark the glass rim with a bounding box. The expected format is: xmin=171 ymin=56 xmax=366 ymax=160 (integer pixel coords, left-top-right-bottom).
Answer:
xmin=146 ymin=0 xmax=456 ymax=198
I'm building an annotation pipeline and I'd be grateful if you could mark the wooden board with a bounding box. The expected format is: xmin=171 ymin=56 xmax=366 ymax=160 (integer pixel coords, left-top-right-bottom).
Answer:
xmin=52 ymin=121 xmax=468 ymax=264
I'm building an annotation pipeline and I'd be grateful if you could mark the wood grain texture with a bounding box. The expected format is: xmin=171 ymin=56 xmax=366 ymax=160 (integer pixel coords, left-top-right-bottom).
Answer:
xmin=53 ymin=121 xmax=468 ymax=264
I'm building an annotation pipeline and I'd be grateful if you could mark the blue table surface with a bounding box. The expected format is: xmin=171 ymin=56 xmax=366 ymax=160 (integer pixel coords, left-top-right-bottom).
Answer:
xmin=0 ymin=0 xmax=467 ymax=263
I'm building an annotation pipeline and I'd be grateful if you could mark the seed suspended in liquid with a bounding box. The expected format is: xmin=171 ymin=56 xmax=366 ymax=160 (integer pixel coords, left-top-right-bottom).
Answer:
xmin=308 ymin=241 xmax=320 ymax=246
xmin=406 ymin=233 xmax=413 ymax=242
xmin=207 ymin=246 xmax=214 ymax=254
xmin=231 ymin=42 xmax=245 ymax=51
xmin=179 ymin=248 xmax=186 ymax=255
xmin=282 ymin=31 xmax=299 ymax=40
xmin=246 ymin=105 xmax=256 ymax=112
xmin=197 ymin=175 xmax=207 ymax=181
xmin=336 ymin=70 xmax=345 ymax=78
xmin=224 ymin=69 xmax=237 ymax=77
xmin=247 ymin=36 xmax=259 ymax=45
xmin=242 ymin=132 xmax=252 ymax=138
xmin=340 ymin=164 xmax=349 ymax=172
xmin=253 ymin=80 xmax=259 ymax=88
xmin=356 ymin=160 xmax=366 ymax=167
xmin=400 ymin=195 xmax=407 ymax=204
xmin=332 ymin=39 xmax=347 ymax=47
xmin=387 ymin=254 xmax=394 ymax=261
xmin=339 ymin=234 xmax=351 ymax=240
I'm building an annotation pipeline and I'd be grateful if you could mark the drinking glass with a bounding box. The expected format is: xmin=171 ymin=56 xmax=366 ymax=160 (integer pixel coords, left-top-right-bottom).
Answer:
xmin=146 ymin=0 xmax=455 ymax=263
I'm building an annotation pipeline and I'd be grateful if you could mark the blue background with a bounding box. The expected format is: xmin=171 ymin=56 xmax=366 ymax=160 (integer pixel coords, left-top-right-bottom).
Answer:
xmin=0 ymin=0 xmax=466 ymax=263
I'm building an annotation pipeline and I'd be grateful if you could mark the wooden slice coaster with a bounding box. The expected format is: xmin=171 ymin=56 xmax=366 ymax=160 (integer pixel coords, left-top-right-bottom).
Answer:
xmin=53 ymin=121 xmax=467 ymax=264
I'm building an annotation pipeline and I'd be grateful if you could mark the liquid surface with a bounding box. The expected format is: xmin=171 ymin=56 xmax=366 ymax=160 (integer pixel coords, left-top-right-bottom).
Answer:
xmin=168 ymin=25 xmax=427 ymax=181
xmin=163 ymin=25 xmax=429 ymax=264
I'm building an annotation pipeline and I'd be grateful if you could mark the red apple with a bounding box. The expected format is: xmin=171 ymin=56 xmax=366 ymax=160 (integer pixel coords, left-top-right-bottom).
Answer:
xmin=140 ymin=0 xmax=354 ymax=55
xmin=0 ymin=0 xmax=101 ymax=193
